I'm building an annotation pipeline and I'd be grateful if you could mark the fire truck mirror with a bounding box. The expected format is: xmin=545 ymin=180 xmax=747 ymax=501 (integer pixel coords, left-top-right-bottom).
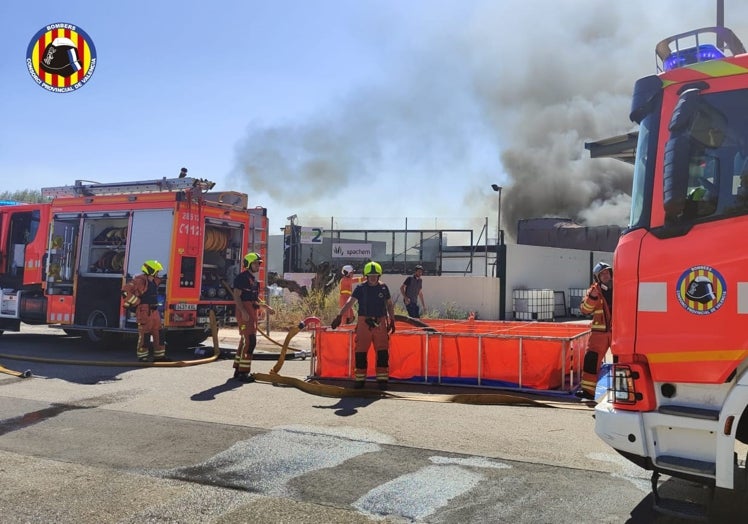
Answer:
xmin=663 ymin=135 xmax=691 ymax=219
xmin=669 ymin=89 xmax=726 ymax=149
xmin=629 ymin=75 xmax=663 ymax=124
xmin=669 ymin=89 xmax=701 ymax=133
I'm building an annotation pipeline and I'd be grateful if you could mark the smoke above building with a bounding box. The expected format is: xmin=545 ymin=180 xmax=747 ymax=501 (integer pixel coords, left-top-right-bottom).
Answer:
xmin=232 ymin=1 xmax=746 ymax=238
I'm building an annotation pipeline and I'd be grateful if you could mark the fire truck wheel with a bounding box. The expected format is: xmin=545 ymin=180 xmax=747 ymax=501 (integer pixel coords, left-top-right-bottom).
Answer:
xmin=84 ymin=308 xmax=112 ymax=344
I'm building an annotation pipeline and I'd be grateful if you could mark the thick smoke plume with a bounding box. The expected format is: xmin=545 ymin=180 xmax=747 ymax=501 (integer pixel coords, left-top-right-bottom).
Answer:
xmin=233 ymin=1 xmax=747 ymax=238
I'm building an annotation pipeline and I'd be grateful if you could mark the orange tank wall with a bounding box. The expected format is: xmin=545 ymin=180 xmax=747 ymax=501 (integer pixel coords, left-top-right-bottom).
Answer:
xmin=313 ymin=319 xmax=590 ymax=391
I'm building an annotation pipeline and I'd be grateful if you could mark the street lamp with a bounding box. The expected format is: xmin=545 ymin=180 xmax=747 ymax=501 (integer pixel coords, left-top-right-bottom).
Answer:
xmin=491 ymin=184 xmax=502 ymax=245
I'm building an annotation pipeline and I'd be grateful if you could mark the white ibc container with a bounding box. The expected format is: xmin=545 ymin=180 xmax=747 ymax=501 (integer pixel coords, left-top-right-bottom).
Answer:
xmin=512 ymin=289 xmax=554 ymax=321
xmin=568 ymin=288 xmax=587 ymax=317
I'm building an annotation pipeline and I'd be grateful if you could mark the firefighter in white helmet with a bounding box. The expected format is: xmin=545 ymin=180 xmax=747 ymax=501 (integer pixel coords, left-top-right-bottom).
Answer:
xmin=232 ymin=252 xmax=275 ymax=382
xmin=331 ymin=261 xmax=395 ymax=389
xmin=122 ymin=260 xmax=167 ymax=362
xmin=576 ymin=261 xmax=613 ymax=399
xmin=339 ymin=265 xmax=365 ymax=324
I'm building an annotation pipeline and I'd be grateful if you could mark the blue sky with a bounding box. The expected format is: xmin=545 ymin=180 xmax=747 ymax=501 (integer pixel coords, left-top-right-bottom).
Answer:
xmin=2 ymin=1 xmax=746 ymax=239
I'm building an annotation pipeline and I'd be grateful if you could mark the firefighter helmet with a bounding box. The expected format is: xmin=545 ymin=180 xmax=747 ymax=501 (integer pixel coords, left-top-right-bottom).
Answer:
xmin=592 ymin=262 xmax=612 ymax=281
xmin=686 ymin=276 xmax=716 ymax=304
xmin=363 ymin=261 xmax=382 ymax=276
xmin=142 ymin=260 xmax=163 ymax=276
xmin=40 ymin=37 xmax=83 ymax=78
xmin=342 ymin=264 xmax=354 ymax=276
xmin=688 ymin=186 xmax=708 ymax=201
xmin=243 ymin=252 xmax=263 ymax=268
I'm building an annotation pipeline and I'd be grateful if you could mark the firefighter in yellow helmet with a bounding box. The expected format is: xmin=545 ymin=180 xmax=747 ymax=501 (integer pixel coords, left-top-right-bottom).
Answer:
xmin=232 ymin=252 xmax=275 ymax=382
xmin=331 ymin=261 xmax=395 ymax=389
xmin=576 ymin=261 xmax=613 ymax=400
xmin=122 ymin=260 xmax=167 ymax=362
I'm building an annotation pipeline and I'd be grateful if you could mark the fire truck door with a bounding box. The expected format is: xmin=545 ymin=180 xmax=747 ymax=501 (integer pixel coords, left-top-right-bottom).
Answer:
xmin=0 ymin=209 xmax=42 ymax=289
xmin=125 ymin=210 xmax=173 ymax=278
xmin=125 ymin=210 xmax=174 ymax=325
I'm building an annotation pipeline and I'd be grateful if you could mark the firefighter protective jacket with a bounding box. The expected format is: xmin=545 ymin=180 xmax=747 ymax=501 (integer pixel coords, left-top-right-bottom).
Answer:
xmin=580 ymin=282 xmax=611 ymax=332
xmin=122 ymin=274 xmax=161 ymax=308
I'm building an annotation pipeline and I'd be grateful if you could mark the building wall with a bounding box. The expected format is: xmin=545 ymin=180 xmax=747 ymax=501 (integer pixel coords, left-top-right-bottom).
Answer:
xmin=381 ymin=274 xmax=500 ymax=319
xmin=504 ymin=244 xmax=612 ymax=317
xmin=277 ymin=273 xmax=500 ymax=320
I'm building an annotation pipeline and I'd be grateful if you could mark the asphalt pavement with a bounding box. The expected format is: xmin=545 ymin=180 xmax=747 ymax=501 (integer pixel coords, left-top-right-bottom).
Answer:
xmin=1 ymin=325 xmax=747 ymax=523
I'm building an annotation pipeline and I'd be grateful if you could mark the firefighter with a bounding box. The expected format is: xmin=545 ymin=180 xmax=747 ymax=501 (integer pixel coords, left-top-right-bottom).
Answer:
xmin=232 ymin=252 xmax=275 ymax=383
xmin=122 ymin=260 xmax=167 ymax=362
xmin=339 ymin=265 xmax=365 ymax=324
xmin=576 ymin=261 xmax=613 ymax=400
xmin=331 ymin=261 xmax=395 ymax=389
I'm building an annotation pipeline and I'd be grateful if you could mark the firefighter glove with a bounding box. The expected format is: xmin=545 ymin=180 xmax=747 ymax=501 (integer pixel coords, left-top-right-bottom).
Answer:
xmin=331 ymin=314 xmax=342 ymax=330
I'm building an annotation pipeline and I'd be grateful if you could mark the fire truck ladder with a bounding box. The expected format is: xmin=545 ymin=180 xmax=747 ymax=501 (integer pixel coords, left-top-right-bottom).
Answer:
xmin=41 ymin=177 xmax=215 ymax=199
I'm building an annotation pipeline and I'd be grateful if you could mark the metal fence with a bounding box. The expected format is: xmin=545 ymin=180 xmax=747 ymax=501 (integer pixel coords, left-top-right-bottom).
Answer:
xmin=283 ymin=222 xmax=499 ymax=276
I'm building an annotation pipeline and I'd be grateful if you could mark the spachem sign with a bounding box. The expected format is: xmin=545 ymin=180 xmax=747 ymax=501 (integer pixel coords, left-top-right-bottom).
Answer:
xmin=332 ymin=243 xmax=372 ymax=259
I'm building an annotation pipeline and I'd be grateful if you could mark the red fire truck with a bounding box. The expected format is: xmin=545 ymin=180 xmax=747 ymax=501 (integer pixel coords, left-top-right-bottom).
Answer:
xmin=0 ymin=176 xmax=267 ymax=349
xmin=588 ymin=27 xmax=748 ymax=514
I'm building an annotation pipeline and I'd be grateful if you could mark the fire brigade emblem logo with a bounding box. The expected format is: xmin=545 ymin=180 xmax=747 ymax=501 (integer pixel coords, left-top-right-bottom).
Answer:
xmin=26 ymin=23 xmax=97 ymax=93
xmin=676 ymin=265 xmax=726 ymax=315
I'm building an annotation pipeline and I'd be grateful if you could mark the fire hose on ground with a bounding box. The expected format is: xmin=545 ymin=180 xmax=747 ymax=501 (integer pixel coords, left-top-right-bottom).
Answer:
xmin=0 ymin=311 xmax=224 ymax=373
xmin=0 ymin=364 xmax=32 ymax=379
xmin=0 ymin=312 xmax=592 ymax=409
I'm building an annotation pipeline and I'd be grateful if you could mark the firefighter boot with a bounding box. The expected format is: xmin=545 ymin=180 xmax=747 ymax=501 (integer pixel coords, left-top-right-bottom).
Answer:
xmin=153 ymin=345 xmax=169 ymax=362
xmin=578 ymin=350 xmax=600 ymax=399
xmin=233 ymin=368 xmax=255 ymax=383
xmin=376 ymin=349 xmax=389 ymax=390
xmin=153 ymin=330 xmax=169 ymax=361
xmin=575 ymin=389 xmax=594 ymax=400
xmin=137 ymin=346 xmax=152 ymax=362
xmin=354 ymin=352 xmax=367 ymax=389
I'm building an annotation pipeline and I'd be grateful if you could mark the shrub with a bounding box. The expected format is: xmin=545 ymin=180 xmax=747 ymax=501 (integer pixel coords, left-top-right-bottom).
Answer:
xmin=263 ymin=290 xmax=476 ymax=329
xmin=439 ymin=301 xmax=468 ymax=320
xmin=266 ymin=289 xmax=339 ymax=328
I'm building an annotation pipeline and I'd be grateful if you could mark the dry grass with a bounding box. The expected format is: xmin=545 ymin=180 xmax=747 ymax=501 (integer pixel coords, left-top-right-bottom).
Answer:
xmin=263 ymin=289 xmax=469 ymax=330
xmin=264 ymin=290 xmax=340 ymax=329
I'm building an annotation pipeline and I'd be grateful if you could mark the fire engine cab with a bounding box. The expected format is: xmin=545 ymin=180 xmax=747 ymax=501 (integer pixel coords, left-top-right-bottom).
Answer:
xmin=588 ymin=27 xmax=748 ymax=515
xmin=0 ymin=176 xmax=267 ymax=349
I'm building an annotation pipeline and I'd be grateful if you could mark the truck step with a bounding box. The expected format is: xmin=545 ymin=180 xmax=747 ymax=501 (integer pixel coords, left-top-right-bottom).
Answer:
xmin=658 ymin=405 xmax=720 ymax=420
xmin=656 ymin=455 xmax=716 ymax=476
